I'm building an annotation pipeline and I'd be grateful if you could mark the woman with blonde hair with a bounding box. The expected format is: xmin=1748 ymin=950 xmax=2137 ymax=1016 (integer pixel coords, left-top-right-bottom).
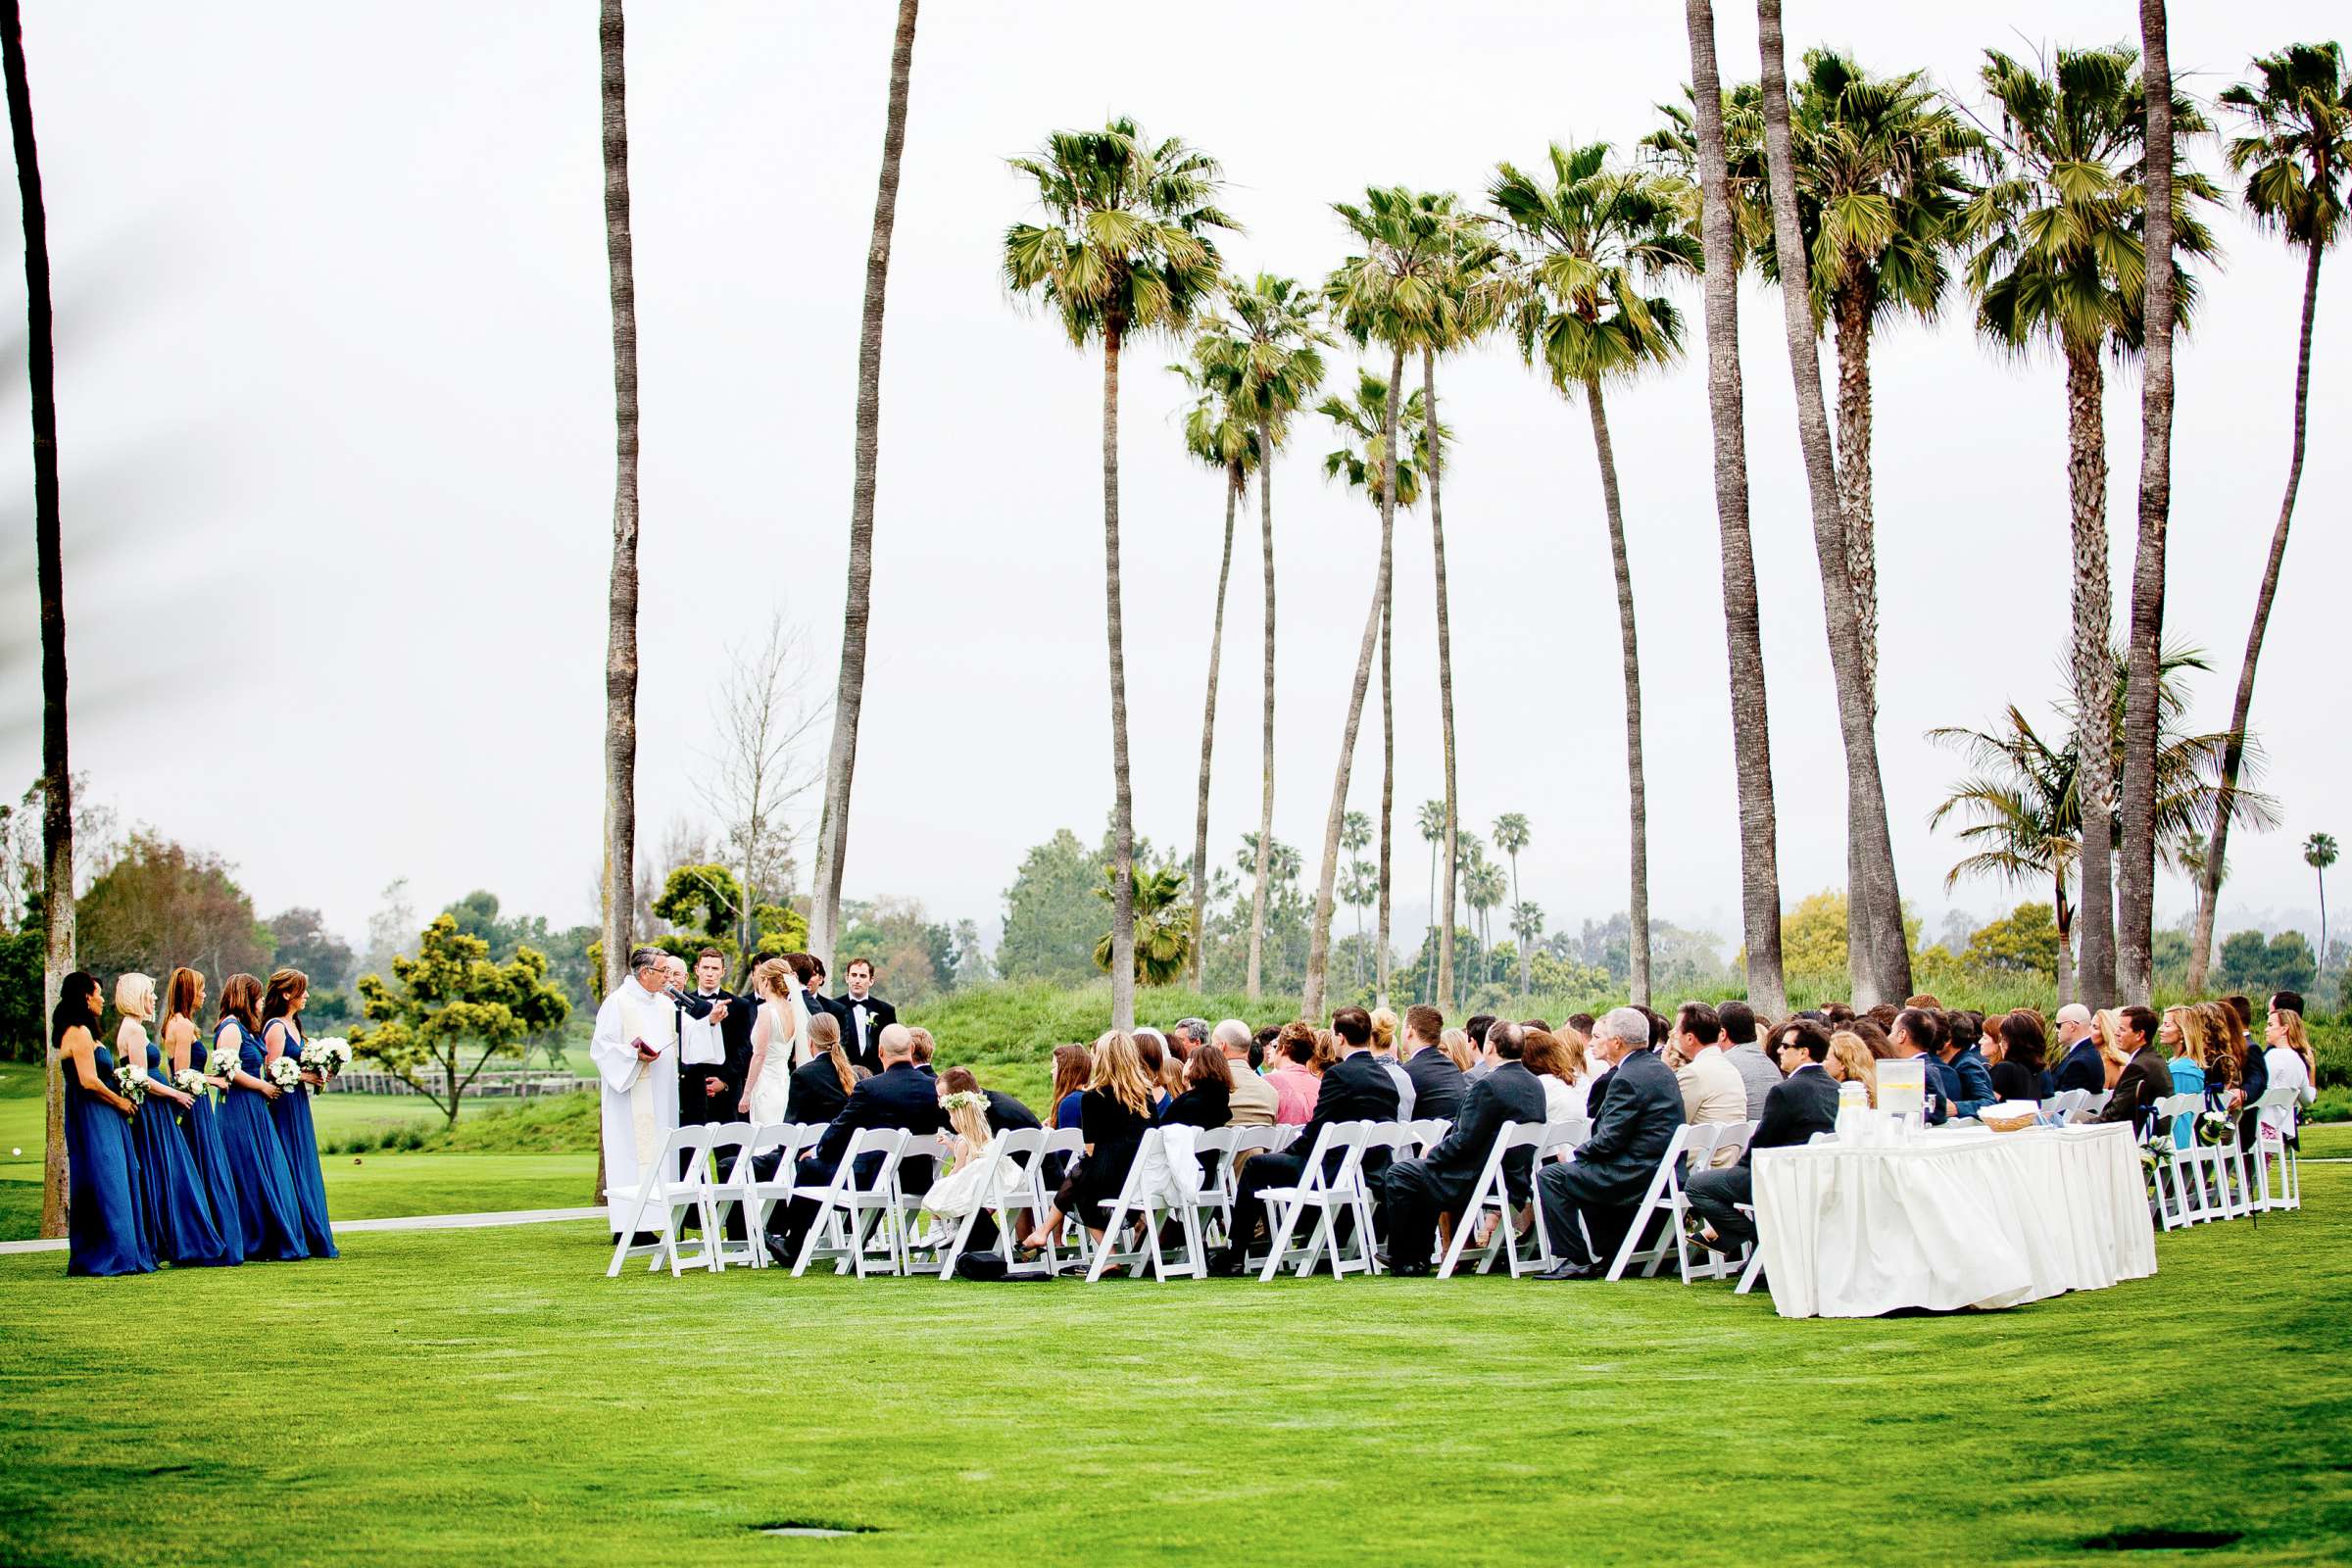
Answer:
xmin=260 ymin=967 xmax=336 ymax=1258
xmin=163 ymin=966 xmax=243 ymax=1259
xmin=117 ymin=971 xmax=235 ymax=1267
xmin=783 ymin=1010 xmax=857 ymax=1125
xmin=2260 ymin=1008 xmax=2319 ymax=1146
xmin=2089 ymin=1008 xmax=2131 ymax=1091
xmin=922 ymin=1076 xmax=1028 ymax=1225
xmin=1021 ymin=1030 xmax=1157 ymax=1253
xmin=1438 ymin=1027 xmax=1474 ymax=1073
xmin=1369 ymin=1007 xmax=1399 ymax=1054
xmin=1827 ymin=1030 xmax=1879 ymax=1107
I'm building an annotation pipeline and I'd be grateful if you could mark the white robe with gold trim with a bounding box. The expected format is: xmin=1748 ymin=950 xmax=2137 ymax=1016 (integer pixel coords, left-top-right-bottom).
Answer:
xmin=591 ymin=980 xmax=680 ymax=1234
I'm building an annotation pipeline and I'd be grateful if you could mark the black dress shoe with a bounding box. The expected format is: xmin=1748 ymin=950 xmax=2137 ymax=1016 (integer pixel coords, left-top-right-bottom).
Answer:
xmin=1536 ymin=1259 xmax=1603 ymax=1282
xmin=762 ymin=1234 xmax=799 ymax=1268
xmin=1385 ymin=1259 xmax=1434 ymax=1278
xmin=1203 ymin=1248 xmax=1246 ymax=1278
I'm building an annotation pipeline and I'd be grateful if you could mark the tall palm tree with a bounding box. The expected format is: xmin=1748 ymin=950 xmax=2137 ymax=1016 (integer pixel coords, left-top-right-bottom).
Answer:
xmin=1341 ymin=809 xmax=1373 ymax=984
xmin=5 ymin=0 xmax=70 ymax=1239
xmin=1313 ymin=187 xmax=1461 ymax=1021
xmin=1491 ymin=811 xmax=1531 ymax=995
xmin=1170 ymin=344 xmax=1258 ymax=992
xmin=1511 ymin=901 xmax=1544 ymax=996
xmin=1672 ymin=0 xmax=1788 ymax=1021
xmin=1415 ymin=798 xmax=1446 ymax=1002
xmin=809 ymin=0 xmax=920 ymax=968
xmin=1963 ymin=42 xmax=2220 ymax=1007
xmin=599 ymin=0 xmax=640 ymax=1013
xmin=1753 ymin=0 xmax=1914 ymax=1007
xmin=1465 ymin=857 xmax=1506 ymax=983
xmin=2191 ymin=42 xmax=2351 ymax=991
xmin=2309 ymin=832 xmax=2339 ymax=971
xmin=1004 ymin=120 xmax=1236 ymax=1031
xmin=1492 ymin=140 xmax=1698 ymax=1008
xmin=1198 ymin=274 xmax=1330 ymax=1001
xmin=2118 ymin=0 xmax=2186 ymax=1005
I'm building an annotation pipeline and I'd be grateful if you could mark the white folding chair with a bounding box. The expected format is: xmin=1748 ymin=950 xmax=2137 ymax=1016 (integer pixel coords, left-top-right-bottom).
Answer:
xmin=697 ymin=1121 xmax=758 ymax=1269
xmin=935 ymin=1127 xmax=1049 ymax=1280
xmin=732 ymin=1122 xmax=830 ymax=1262
xmin=2146 ymin=1094 xmax=2208 ymax=1230
xmin=1538 ymin=1117 xmax=1591 ymax=1164
xmin=1406 ymin=1117 xmax=1451 ymax=1155
xmin=2250 ymin=1086 xmax=2304 ymax=1212
xmin=893 ymin=1133 xmax=960 ymax=1275
xmin=1189 ymin=1127 xmax=1243 ymax=1249
xmin=1085 ymin=1129 xmax=1211 ymax=1283
xmin=1604 ymin=1124 xmax=1725 ymax=1283
xmin=2043 ymin=1089 xmax=2090 ymax=1125
xmin=789 ymin=1127 xmax=910 ymax=1278
xmin=605 ymin=1123 xmax=719 ymax=1279
xmin=1252 ymin=1123 xmax=1375 ymax=1282
xmin=1436 ymin=1120 xmax=1548 ymax=1279
xmin=1031 ymin=1127 xmax=1094 ymax=1275
xmin=2076 ymin=1091 xmax=2113 ymax=1124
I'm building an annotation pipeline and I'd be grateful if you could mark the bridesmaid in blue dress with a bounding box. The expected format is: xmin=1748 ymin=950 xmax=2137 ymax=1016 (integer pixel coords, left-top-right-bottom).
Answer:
xmin=116 ymin=972 xmax=236 ymax=1267
xmin=262 ymin=967 xmax=337 ymax=1259
xmin=163 ymin=966 xmax=244 ymax=1260
xmin=54 ymin=971 xmax=155 ymax=1277
xmin=213 ymin=972 xmax=308 ymax=1262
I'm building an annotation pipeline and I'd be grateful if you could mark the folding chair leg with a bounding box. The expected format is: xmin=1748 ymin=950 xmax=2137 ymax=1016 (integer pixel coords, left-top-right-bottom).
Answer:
xmin=1256 ymin=1201 xmax=1302 ymax=1284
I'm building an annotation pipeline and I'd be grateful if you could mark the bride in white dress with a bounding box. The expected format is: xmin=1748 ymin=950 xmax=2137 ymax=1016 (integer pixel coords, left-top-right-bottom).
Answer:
xmin=738 ymin=956 xmax=811 ymax=1125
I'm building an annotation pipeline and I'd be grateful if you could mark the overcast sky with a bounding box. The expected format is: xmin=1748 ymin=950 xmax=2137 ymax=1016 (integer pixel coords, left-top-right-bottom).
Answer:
xmin=1 ymin=0 xmax=2343 ymax=962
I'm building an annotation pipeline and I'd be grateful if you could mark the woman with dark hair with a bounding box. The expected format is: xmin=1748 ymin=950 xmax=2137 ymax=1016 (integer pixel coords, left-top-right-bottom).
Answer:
xmin=164 ymin=966 xmax=244 ymax=1259
xmin=261 ymin=968 xmax=336 ymax=1257
xmin=1162 ymin=1043 xmax=1234 ymax=1131
xmin=1265 ymin=1023 xmax=1320 ymax=1124
xmin=54 ymin=971 xmax=155 ymax=1276
xmin=1048 ymin=1044 xmax=1093 ymax=1131
xmin=1133 ymin=1030 xmax=1178 ymax=1116
xmin=784 ymin=1011 xmax=857 ymax=1125
xmin=213 ymin=973 xmax=308 ymax=1261
xmin=1991 ymin=1011 xmax=2050 ymax=1102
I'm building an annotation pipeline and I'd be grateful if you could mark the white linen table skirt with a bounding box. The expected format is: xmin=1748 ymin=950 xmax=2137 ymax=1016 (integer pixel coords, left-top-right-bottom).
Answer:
xmin=1750 ymin=1123 xmax=2157 ymax=1319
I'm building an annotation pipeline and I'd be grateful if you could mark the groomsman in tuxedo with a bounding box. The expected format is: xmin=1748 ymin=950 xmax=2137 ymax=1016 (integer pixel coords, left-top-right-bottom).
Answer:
xmin=838 ymin=956 xmax=898 ymax=1075
xmin=675 ymin=948 xmax=746 ymax=1129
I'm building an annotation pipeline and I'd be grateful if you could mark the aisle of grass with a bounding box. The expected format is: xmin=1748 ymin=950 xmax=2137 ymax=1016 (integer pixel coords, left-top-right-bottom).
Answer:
xmin=1 ymin=1168 xmax=2346 ymax=1566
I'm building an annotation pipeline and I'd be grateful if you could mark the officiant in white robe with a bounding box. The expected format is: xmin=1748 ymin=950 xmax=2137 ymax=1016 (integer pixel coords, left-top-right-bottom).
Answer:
xmin=591 ymin=949 xmax=682 ymax=1235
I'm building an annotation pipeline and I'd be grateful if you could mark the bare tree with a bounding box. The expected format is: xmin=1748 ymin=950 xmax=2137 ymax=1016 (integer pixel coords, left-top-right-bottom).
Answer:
xmin=695 ymin=614 xmax=828 ymax=955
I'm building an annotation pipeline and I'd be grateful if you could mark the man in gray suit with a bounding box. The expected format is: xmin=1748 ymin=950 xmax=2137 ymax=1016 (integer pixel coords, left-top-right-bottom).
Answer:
xmin=1718 ymin=1000 xmax=1782 ymax=1121
xmin=1375 ymin=1020 xmax=1547 ymax=1275
xmin=1535 ymin=1006 xmax=1687 ymax=1281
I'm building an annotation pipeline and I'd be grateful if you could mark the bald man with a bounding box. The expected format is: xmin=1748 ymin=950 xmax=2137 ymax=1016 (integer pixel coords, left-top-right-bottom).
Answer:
xmin=2050 ymin=1004 xmax=2104 ymax=1095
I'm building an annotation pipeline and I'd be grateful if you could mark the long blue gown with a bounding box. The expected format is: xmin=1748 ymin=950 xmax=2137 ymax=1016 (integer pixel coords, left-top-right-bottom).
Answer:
xmin=217 ymin=1022 xmax=309 ymax=1262
xmin=63 ymin=1044 xmax=156 ymax=1277
xmin=178 ymin=1034 xmax=246 ymax=1261
xmin=129 ymin=1040 xmax=237 ymax=1266
xmin=267 ymin=1019 xmax=337 ymax=1258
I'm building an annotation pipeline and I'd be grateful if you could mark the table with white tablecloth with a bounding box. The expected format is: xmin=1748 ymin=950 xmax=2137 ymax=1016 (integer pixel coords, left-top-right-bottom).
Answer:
xmin=1749 ymin=1122 xmax=2158 ymax=1319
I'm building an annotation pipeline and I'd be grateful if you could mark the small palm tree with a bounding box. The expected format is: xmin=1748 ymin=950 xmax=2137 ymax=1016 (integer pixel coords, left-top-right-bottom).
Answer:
xmin=1414 ymin=798 xmax=1446 ymax=1002
xmin=1962 ymin=42 xmax=2220 ymax=1005
xmin=1342 ymin=809 xmax=1375 ymax=981
xmin=1492 ymin=811 xmax=1533 ymax=994
xmin=1093 ymin=861 xmax=1193 ymax=988
xmin=2308 ymin=832 xmax=2340 ymax=971
xmin=1005 ymin=119 xmax=1237 ymax=1030
xmin=1465 ymin=858 xmax=1508 ymax=984
xmin=1510 ymin=901 xmax=1545 ymax=996
xmin=1491 ymin=140 xmax=1696 ymax=1006
xmin=2192 ymin=44 xmax=2352 ymax=990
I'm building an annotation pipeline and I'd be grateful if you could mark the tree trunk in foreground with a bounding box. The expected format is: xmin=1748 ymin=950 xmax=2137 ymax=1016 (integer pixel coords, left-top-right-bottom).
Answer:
xmin=2063 ymin=338 xmax=2118 ymax=1010
xmin=1424 ymin=347 xmax=1460 ymax=1014
xmin=1190 ymin=467 xmax=1239 ymax=991
xmin=1246 ymin=415 xmax=1276 ymax=1000
xmin=1102 ymin=324 xmax=1137 ymax=1031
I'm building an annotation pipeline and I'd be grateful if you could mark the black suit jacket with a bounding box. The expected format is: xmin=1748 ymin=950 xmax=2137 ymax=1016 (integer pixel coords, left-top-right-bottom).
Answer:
xmin=1418 ymin=1059 xmax=1548 ymax=1208
xmin=984 ymin=1089 xmax=1041 ymax=1134
xmin=1742 ymin=1064 xmax=1839 ymax=1165
xmin=2052 ymin=1039 xmax=2106 ymax=1095
xmin=2097 ymin=1046 xmax=2175 ymax=1136
xmin=785 ymin=1055 xmax=853 ymax=1126
xmin=1572 ymin=1047 xmax=1685 ymax=1202
xmin=679 ymin=988 xmax=753 ymax=1097
xmin=837 ymin=993 xmax=898 ymax=1074
xmin=1404 ymin=1048 xmax=1468 ymax=1122
xmin=809 ymin=1061 xmax=946 ymax=1192
xmin=1293 ymin=1051 xmax=1402 ymax=1176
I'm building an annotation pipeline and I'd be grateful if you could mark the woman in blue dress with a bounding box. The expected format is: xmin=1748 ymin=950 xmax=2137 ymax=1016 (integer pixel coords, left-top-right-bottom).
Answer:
xmin=262 ymin=967 xmax=337 ymax=1258
xmin=55 ymin=970 xmax=155 ymax=1277
xmin=115 ymin=972 xmax=236 ymax=1267
xmin=163 ymin=966 xmax=244 ymax=1260
xmin=213 ymin=972 xmax=308 ymax=1262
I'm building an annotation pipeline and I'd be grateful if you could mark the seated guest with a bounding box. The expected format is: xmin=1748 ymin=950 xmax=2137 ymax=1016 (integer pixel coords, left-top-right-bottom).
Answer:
xmin=906 ymin=1027 xmax=938 ymax=1076
xmin=1367 ymin=1007 xmax=1417 ymax=1118
xmin=2219 ymin=999 xmax=2269 ymax=1152
xmin=1535 ymin=1007 xmax=1687 ymax=1281
xmin=1134 ymin=1030 xmax=1179 ymax=1114
xmin=1463 ymin=1015 xmax=1499 ymax=1081
xmin=2090 ymin=1008 xmax=2131 ymax=1091
xmin=1251 ymin=1025 xmax=1280 ymax=1071
xmin=2159 ymin=1006 xmax=2206 ymax=1150
xmin=1686 ymin=1018 xmax=1839 ymax=1257
xmin=1163 ymin=1045 xmax=1234 ymax=1130
xmin=1020 ymin=1031 xmax=1157 ymax=1253
xmin=1439 ymin=1027 xmax=1474 ymax=1073
xmin=1171 ymin=1017 xmax=1212 ymax=1065
xmin=938 ymin=1064 xmax=1041 ymax=1134
xmin=921 ymin=1080 xmax=1030 ymax=1246
xmin=1370 ymin=1006 xmax=1399 ymax=1055
xmin=1888 ymin=1008 xmax=1954 ymax=1124
xmin=1047 ymin=1043 xmax=1093 ymax=1130
xmin=2049 ymin=1004 xmax=2102 ymax=1093
xmin=784 ymin=1013 xmax=858 ymax=1126
xmin=2261 ymin=1009 xmax=2319 ymax=1146
xmin=1376 ymin=1019 xmax=1548 ymax=1274
xmin=2096 ymin=1006 xmax=2175 ymax=1136
xmin=1208 ymin=1007 xmax=1400 ymax=1275
xmin=1671 ymin=1003 xmax=1745 ymax=1157
xmin=1989 ymin=1011 xmax=2051 ymax=1103
xmin=764 ymin=1024 xmax=947 ymax=1264
xmin=1827 ymin=1029 xmax=1878 ymax=1105
xmin=1718 ymin=1001 xmax=1779 ymax=1120
xmin=1520 ymin=1029 xmax=1588 ymax=1122
xmin=1264 ymin=1023 xmax=1321 ymax=1124
xmin=1214 ymin=1018 xmax=1280 ymax=1126
xmin=1939 ymin=1010 xmax=1997 ymax=1116
xmin=1401 ymin=1004 xmax=1466 ymax=1121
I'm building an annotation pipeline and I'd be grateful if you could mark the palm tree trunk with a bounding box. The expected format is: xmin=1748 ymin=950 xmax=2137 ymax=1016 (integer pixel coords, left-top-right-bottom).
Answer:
xmin=1377 ymin=548 xmax=1394 ymax=1009
xmin=2055 ymin=873 xmax=2077 ymax=1008
xmin=1833 ymin=281 xmax=1880 ymax=710
xmin=1585 ymin=378 xmax=1650 ymax=1007
xmin=1247 ymin=414 xmax=1277 ymax=1000
xmin=599 ymin=0 xmax=639 ymax=1005
xmin=1424 ymin=824 xmax=1439 ymax=1005
xmin=1755 ymin=0 xmax=1909 ymax=1006
xmin=809 ymin=0 xmax=918 ymax=968
xmin=1423 ymin=347 xmax=1461 ymax=1014
xmin=1684 ymin=0 xmax=1786 ymax=1020
xmin=2189 ymin=180 xmax=2319 ymax=999
xmin=2117 ymin=0 xmax=2178 ymax=1005
xmin=6 ymin=0 xmax=69 ymax=1240
xmin=1509 ymin=851 xmax=1527 ymax=997
xmin=2063 ymin=338 xmax=2118 ymax=1009
xmin=1102 ymin=322 xmax=1137 ymax=1031
xmin=1191 ymin=466 xmax=1239 ymax=992
xmin=1305 ymin=342 xmax=1402 ymax=1021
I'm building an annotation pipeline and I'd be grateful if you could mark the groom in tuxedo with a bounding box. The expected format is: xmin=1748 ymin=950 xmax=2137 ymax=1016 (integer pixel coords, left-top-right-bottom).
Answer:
xmin=675 ymin=948 xmax=746 ymax=1130
xmin=839 ymin=956 xmax=898 ymax=1075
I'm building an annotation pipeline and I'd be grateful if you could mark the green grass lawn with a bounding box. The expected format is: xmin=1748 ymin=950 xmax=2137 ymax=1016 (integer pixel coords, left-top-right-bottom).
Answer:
xmin=2 ymin=1167 xmax=2346 ymax=1566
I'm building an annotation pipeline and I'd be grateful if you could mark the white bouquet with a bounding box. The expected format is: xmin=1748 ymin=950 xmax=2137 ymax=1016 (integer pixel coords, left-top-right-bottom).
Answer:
xmin=204 ymin=1051 xmax=241 ymax=1089
xmin=300 ymin=1038 xmax=351 ymax=1079
xmin=114 ymin=1062 xmax=148 ymax=1106
xmin=264 ymin=1056 xmax=305 ymax=1093
xmin=172 ymin=1066 xmax=210 ymax=1097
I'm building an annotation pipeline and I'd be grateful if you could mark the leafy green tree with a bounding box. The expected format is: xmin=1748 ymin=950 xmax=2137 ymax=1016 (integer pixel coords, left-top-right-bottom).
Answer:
xmin=355 ymin=914 xmax=573 ymax=1129
xmin=265 ymin=907 xmax=355 ymax=991
xmin=2194 ymin=45 xmax=2352 ymax=991
xmin=651 ymin=864 xmax=744 ymax=947
xmin=997 ymin=828 xmax=1107 ymax=987
xmin=2217 ymin=928 xmax=2318 ymax=998
xmin=75 ymin=832 xmax=273 ymax=983
xmin=1004 ymin=118 xmax=1235 ymax=1031
xmin=837 ymin=896 xmax=958 ymax=1005
xmin=0 ymin=925 xmax=41 ymax=1061
xmin=1778 ymin=889 xmax=1851 ymax=979
xmin=1962 ymin=903 xmax=2062 ymax=982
